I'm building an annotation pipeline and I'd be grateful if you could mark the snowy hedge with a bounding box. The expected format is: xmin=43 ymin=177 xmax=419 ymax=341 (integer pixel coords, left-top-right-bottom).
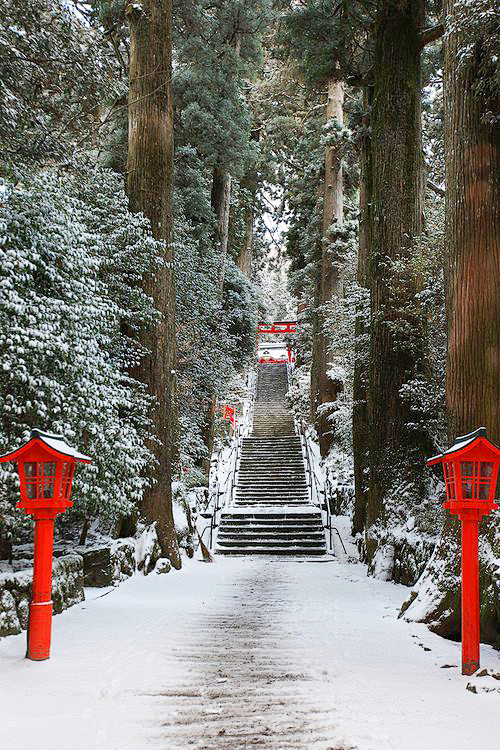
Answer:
xmin=0 ymin=165 xmax=163 ymax=546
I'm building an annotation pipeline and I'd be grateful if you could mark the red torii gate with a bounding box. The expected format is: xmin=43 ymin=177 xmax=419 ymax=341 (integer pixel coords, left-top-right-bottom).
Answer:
xmin=257 ymin=321 xmax=297 ymax=336
xmin=256 ymin=320 xmax=297 ymax=363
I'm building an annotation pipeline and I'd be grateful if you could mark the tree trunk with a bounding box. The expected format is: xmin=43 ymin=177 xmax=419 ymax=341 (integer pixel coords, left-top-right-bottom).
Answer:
xmin=352 ymin=87 xmax=372 ymax=536
xmin=237 ymin=205 xmax=253 ymax=278
xmin=236 ymin=122 xmax=260 ymax=280
xmin=310 ymin=78 xmax=344 ymax=457
xmin=126 ymin=0 xmax=180 ymax=568
xmin=444 ymin=12 xmax=500 ymax=442
xmin=365 ymin=0 xmax=427 ymax=563
xmin=197 ymin=165 xmax=233 ymax=467
xmin=401 ymin=0 xmax=500 ymax=647
xmin=211 ymin=165 xmax=232 ymax=294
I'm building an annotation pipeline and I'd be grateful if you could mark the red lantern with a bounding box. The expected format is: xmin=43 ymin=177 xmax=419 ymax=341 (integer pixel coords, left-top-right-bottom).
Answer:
xmin=427 ymin=427 xmax=499 ymax=675
xmin=0 ymin=429 xmax=92 ymax=660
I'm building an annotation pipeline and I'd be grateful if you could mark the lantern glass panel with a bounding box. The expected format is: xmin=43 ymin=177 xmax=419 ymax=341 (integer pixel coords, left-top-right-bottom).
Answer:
xmin=463 ymin=481 xmax=473 ymax=499
xmin=443 ymin=462 xmax=456 ymax=500
xmin=24 ymin=461 xmax=56 ymax=499
xmin=461 ymin=461 xmax=474 ymax=477
xmin=478 ymin=484 xmax=490 ymax=500
xmin=61 ymin=462 xmax=74 ymax=499
xmin=459 ymin=460 xmax=493 ymax=501
xmin=480 ymin=461 xmax=493 ymax=477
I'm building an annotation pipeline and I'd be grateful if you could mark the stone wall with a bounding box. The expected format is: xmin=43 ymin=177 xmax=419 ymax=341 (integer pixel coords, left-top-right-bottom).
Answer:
xmin=0 ymin=554 xmax=84 ymax=637
xmin=0 ymin=527 xmax=165 ymax=640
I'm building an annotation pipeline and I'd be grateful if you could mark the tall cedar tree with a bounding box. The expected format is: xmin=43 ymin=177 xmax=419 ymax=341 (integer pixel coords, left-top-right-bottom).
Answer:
xmin=352 ymin=86 xmax=372 ymax=535
xmin=364 ymin=0 xmax=428 ymax=560
xmin=310 ymin=79 xmax=345 ymax=456
xmin=430 ymin=0 xmax=499 ymax=636
xmin=444 ymin=1 xmax=500 ymax=441
xmin=400 ymin=1 xmax=499 ymax=643
xmin=126 ymin=0 xmax=180 ymax=567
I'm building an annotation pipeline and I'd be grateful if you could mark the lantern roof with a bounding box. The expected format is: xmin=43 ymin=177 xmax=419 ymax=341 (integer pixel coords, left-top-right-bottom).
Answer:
xmin=0 ymin=429 xmax=92 ymax=464
xmin=427 ymin=427 xmax=500 ymax=466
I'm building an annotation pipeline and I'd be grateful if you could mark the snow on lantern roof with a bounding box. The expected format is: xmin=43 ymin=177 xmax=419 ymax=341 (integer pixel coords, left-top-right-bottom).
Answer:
xmin=0 ymin=429 xmax=92 ymax=463
xmin=427 ymin=427 xmax=500 ymax=466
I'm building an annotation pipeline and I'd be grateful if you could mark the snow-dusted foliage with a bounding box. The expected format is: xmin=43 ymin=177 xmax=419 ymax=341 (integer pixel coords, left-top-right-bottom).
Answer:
xmin=174 ymin=174 xmax=258 ymax=468
xmin=0 ymin=0 xmax=121 ymax=175
xmin=0 ymin=165 xmax=162 ymax=545
xmin=446 ymin=0 xmax=499 ymax=112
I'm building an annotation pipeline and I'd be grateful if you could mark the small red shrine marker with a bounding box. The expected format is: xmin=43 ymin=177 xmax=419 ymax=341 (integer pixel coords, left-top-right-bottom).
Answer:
xmin=427 ymin=427 xmax=499 ymax=675
xmin=223 ymin=405 xmax=236 ymax=429
xmin=0 ymin=429 xmax=92 ymax=660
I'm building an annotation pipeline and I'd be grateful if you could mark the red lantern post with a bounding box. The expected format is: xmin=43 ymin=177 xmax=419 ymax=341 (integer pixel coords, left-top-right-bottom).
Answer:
xmin=0 ymin=429 xmax=92 ymax=660
xmin=427 ymin=427 xmax=499 ymax=675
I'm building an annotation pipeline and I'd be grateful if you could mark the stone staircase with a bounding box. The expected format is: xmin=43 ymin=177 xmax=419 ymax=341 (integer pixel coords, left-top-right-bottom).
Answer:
xmin=216 ymin=363 xmax=327 ymax=556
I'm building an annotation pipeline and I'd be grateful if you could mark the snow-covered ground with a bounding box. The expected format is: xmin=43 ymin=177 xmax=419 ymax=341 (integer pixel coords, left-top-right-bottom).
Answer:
xmin=0 ymin=552 xmax=498 ymax=750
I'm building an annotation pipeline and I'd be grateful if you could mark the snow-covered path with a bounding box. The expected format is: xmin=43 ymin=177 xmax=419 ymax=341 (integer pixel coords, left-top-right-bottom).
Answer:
xmin=1 ymin=555 xmax=498 ymax=750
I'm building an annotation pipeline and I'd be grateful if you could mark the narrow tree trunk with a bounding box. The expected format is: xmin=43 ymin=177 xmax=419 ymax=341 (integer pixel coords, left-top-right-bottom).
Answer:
xmin=365 ymin=0 xmax=426 ymax=563
xmin=197 ymin=165 xmax=233 ymax=467
xmin=352 ymin=87 xmax=372 ymax=536
xmin=211 ymin=165 xmax=232 ymax=293
xmin=310 ymin=78 xmax=344 ymax=456
xmin=237 ymin=205 xmax=253 ymax=278
xmin=126 ymin=0 xmax=180 ymax=568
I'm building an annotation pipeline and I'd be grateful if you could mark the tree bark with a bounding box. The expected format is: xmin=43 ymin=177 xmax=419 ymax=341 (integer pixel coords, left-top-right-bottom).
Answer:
xmin=236 ymin=123 xmax=260 ymax=280
xmin=126 ymin=0 xmax=180 ymax=568
xmin=211 ymin=165 xmax=232 ymax=294
xmin=444 ymin=9 xmax=500 ymax=442
xmin=365 ymin=0 xmax=427 ymax=558
xmin=352 ymin=86 xmax=372 ymax=536
xmin=399 ymin=3 xmax=500 ymax=646
xmin=237 ymin=205 xmax=253 ymax=278
xmin=196 ymin=165 xmax=233 ymax=468
xmin=310 ymin=78 xmax=344 ymax=457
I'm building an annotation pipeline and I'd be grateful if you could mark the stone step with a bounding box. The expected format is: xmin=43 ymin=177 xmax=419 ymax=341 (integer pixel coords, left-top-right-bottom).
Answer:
xmin=219 ymin=530 xmax=324 ymax=537
xmin=243 ymin=436 xmax=300 ymax=442
xmin=239 ymin=467 xmax=303 ymax=472
xmin=218 ymin=533 xmax=325 ymax=542
xmin=217 ymin=538 xmax=325 ymax=548
xmin=239 ymin=464 xmax=304 ymax=469
xmin=235 ymin=497 xmax=309 ymax=501
xmin=237 ymin=475 xmax=306 ymax=480
xmin=216 ymin=362 xmax=327 ymax=557
xmin=239 ymin=455 xmax=303 ymax=460
xmin=220 ymin=516 xmax=318 ymax=522
xmin=235 ymin=490 xmax=308 ymax=494
xmin=238 ymin=473 xmax=304 ymax=478
xmin=239 ymin=457 xmax=303 ymax=463
xmin=233 ymin=497 xmax=308 ymax=502
xmin=233 ymin=503 xmax=309 ymax=507
xmin=215 ymin=546 xmax=326 ymax=556
xmin=234 ymin=502 xmax=309 ymax=507
xmin=218 ymin=522 xmax=323 ymax=531
xmin=237 ymin=484 xmax=307 ymax=489
xmin=237 ymin=488 xmax=308 ymax=493
xmin=242 ymin=447 xmax=300 ymax=452
xmin=241 ymin=451 xmax=299 ymax=455
xmin=219 ymin=522 xmax=323 ymax=529
xmin=237 ymin=484 xmax=306 ymax=489
xmin=233 ymin=500 xmax=309 ymax=505
xmin=221 ymin=516 xmax=322 ymax=526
